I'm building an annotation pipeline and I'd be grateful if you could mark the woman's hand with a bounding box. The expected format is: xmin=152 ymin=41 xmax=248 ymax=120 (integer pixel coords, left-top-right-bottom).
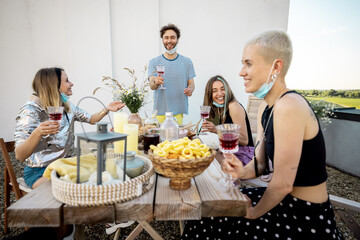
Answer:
xmin=37 ymin=120 xmax=60 ymax=136
xmin=244 ymin=195 xmax=256 ymax=219
xmin=222 ymin=154 xmax=245 ymax=179
xmin=15 ymin=120 xmax=59 ymax=161
xmin=201 ymin=120 xmax=216 ymax=133
xmin=107 ymin=101 xmax=126 ymax=112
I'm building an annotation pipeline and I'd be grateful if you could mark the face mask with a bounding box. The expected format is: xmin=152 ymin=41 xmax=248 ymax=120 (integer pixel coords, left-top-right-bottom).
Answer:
xmin=60 ymin=92 xmax=69 ymax=103
xmin=252 ymin=61 xmax=279 ymax=99
xmin=213 ymin=77 xmax=228 ymax=120
xmin=212 ymin=101 xmax=224 ymax=108
xmin=164 ymin=45 xmax=177 ymax=55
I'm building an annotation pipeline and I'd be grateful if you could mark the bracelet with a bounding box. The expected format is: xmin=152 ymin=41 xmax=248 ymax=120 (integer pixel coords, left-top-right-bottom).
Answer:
xmin=101 ymin=108 xmax=109 ymax=116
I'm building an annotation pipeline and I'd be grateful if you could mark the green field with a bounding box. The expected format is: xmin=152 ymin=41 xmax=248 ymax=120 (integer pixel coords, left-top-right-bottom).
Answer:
xmin=306 ymin=96 xmax=360 ymax=109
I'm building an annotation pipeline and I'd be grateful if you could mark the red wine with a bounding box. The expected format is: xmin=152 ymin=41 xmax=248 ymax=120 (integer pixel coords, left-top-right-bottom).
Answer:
xmin=201 ymin=112 xmax=209 ymax=119
xmin=49 ymin=113 xmax=62 ymax=121
xmin=157 ymin=71 xmax=164 ymax=77
xmin=219 ymin=133 xmax=238 ymax=150
xmin=143 ymin=134 xmax=160 ymax=154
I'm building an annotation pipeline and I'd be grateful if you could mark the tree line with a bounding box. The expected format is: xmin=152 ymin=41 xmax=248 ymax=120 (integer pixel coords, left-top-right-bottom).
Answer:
xmin=295 ymin=89 xmax=360 ymax=98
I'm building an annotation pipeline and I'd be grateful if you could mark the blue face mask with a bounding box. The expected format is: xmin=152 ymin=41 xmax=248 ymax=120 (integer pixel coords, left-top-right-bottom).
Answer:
xmin=60 ymin=92 xmax=69 ymax=103
xmin=252 ymin=81 xmax=275 ymax=99
xmin=212 ymin=101 xmax=224 ymax=108
xmin=252 ymin=61 xmax=279 ymax=99
xmin=164 ymin=45 xmax=177 ymax=55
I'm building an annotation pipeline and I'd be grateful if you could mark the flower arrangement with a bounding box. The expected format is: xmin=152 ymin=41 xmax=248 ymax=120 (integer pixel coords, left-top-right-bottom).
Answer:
xmin=308 ymin=98 xmax=336 ymax=130
xmin=93 ymin=66 xmax=150 ymax=113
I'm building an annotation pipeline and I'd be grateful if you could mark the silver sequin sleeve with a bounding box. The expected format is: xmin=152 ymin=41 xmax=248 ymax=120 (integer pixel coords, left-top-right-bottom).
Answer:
xmin=14 ymin=99 xmax=92 ymax=168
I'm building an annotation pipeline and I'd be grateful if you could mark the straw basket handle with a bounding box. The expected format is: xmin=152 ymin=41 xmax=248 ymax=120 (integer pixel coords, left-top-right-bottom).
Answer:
xmin=143 ymin=174 xmax=156 ymax=193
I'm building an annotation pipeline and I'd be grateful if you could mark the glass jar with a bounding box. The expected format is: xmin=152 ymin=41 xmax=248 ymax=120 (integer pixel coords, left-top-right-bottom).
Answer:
xmin=160 ymin=112 xmax=179 ymax=142
xmin=144 ymin=110 xmax=160 ymax=133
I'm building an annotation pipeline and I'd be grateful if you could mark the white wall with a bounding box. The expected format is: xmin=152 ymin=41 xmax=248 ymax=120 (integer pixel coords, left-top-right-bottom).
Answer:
xmin=0 ymin=0 xmax=289 ymax=141
xmin=0 ymin=0 xmax=113 ymax=140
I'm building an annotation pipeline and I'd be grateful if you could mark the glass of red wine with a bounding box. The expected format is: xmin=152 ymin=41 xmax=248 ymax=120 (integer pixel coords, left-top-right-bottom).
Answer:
xmin=143 ymin=133 xmax=160 ymax=154
xmin=46 ymin=106 xmax=64 ymax=144
xmin=216 ymin=124 xmax=240 ymax=188
xmin=156 ymin=65 xmax=166 ymax=89
xmin=199 ymin=105 xmax=211 ymax=135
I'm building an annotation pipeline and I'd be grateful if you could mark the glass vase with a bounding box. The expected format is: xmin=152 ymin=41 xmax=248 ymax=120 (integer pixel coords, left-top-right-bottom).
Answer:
xmin=128 ymin=113 xmax=142 ymax=125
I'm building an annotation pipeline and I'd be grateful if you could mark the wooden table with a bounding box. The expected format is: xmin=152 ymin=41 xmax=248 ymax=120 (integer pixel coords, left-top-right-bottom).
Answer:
xmin=7 ymin=157 xmax=247 ymax=239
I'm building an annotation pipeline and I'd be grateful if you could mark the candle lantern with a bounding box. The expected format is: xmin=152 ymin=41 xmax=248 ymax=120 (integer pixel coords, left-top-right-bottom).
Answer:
xmin=75 ymin=97 xmax=128 ymax=185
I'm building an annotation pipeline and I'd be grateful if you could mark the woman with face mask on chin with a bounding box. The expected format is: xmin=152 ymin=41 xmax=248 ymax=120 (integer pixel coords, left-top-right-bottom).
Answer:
xmin=201 ymin=75 xmax=254 ymax=166
xmin=182 ymin=31 xmax=342 ymax=240
xmin=14 ymin=67 xmax=125 ymax=190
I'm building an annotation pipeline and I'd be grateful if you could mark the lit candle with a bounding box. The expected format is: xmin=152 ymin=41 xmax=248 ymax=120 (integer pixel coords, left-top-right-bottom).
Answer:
xmin=123 ymin=124 xmax=138 ymax=153
xmin=114 ymin=112 xmax=128 ymax=153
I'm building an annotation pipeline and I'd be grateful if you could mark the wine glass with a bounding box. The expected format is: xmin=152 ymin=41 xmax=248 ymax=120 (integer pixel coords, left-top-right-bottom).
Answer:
xmin=46 ymin=106 xmax=64 ymax=145
xmin=156 ymin=65 xmax=166 ymax=89
xmin=216 ymin=124 xmax=240 ymax=188
xmin=199 ymin=105 xmax=211 ymax=135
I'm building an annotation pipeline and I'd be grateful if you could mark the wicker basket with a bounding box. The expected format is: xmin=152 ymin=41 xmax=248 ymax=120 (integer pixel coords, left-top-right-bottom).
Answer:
xmin=148 ymin=149 xmax=216 ymax=190
xmin=51 ymin=154 xmax=155 ymax=206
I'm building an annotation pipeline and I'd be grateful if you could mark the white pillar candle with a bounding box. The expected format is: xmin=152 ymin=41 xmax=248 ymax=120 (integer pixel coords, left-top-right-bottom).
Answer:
xmin=123 ymin=124 xmax=138 ymax=153
xmin=114 ymin=112 xmax=128 ymax=153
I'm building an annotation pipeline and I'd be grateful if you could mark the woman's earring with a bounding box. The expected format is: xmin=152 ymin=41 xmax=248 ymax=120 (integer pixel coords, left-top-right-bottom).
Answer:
xmin=271 ymin=72 xmax=279 ymax=81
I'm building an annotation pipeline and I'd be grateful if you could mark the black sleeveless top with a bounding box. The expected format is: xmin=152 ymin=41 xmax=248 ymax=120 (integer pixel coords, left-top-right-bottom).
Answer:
xmin=261 ymin=91 xmax=327 ymax=186
xmin=209 ymin=102 xmax=254 ymax=147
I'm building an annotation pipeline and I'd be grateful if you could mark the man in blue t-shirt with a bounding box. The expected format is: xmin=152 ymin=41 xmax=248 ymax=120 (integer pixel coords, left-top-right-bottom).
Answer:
xmin=148 ymin=23 xmax=196 ymax=125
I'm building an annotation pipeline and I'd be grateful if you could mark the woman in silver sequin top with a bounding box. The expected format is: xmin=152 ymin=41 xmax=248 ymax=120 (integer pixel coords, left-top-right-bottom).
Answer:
xmin=14 ymin=67 xmax=125 ymax=189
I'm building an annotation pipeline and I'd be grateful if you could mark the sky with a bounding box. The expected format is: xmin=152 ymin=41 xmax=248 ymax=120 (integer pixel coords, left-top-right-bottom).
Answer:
xmin=287 ymin=0 xmax=360 ymax=90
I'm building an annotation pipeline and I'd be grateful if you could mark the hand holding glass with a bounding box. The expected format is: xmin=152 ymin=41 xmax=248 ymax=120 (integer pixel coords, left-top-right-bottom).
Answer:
xmin=216 ymin=124 xmax=240 ymax=188
xmin=46 ymin=106 xmax=64 ymax=144
xmin=156 ymin=65 xmax=166 ymax=89
xmin=200 ymin=105 xmax=211 ymax=135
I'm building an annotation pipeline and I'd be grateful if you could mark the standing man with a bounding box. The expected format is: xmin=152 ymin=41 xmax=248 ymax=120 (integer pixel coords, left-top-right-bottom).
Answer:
xmin=148 ymin=23 xmax=195 ymax=125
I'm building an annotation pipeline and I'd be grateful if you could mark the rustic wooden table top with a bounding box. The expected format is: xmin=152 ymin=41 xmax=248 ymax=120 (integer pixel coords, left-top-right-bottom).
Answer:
xmin=7 ymin=154 xmax=247 ymax=237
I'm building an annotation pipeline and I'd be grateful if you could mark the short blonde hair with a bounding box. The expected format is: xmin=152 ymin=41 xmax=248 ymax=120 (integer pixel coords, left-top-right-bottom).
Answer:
xmin=246 ymin=30 xmax=293 ymax=76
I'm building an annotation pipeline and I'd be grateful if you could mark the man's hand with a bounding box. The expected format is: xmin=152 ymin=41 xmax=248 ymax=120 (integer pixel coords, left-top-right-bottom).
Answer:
xmin=149 ymin=76 xmax=164 ymax=90
xmin=184 ymin=87 xmax=193 ymax=96
xmin=154 ymin=76 xmax=164 ymax=86
xmin=184 ymin=78 xmax=195 ymax=96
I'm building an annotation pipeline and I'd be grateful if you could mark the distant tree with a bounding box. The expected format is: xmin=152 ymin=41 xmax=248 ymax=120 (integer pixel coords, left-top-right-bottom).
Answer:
xmin=336 ymin=90 xmax=345 ymax=97
xmin=328 ymin=89 xmax=336 ymax=96
xmin=345 ymin=91 xmax=352 ymax=98
xmin=297 ymin=90 xmax=308 ymax=96
xmin=320 ymin=90 xmax=329 ymax=97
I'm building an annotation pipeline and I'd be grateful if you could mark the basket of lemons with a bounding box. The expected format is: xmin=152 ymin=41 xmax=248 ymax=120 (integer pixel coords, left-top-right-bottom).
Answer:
xmin=148 ymin=137 xmax=216 ymax=190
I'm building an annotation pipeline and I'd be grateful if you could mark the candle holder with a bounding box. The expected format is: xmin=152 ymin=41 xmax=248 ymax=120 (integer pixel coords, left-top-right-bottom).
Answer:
xmin=75 ymin=96 xmax=128 ymax=185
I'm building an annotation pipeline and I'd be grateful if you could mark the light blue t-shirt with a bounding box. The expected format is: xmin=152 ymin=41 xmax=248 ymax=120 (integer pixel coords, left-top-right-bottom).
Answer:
xmin=148 ymin=54 xmax=196 ymax=115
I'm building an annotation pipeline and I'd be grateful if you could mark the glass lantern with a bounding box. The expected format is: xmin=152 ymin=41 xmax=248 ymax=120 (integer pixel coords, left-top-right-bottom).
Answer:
xmin=74 ymin=96 xmax=128 ymax=185
xmin=75 ymin=122 xmax=128 ymax=185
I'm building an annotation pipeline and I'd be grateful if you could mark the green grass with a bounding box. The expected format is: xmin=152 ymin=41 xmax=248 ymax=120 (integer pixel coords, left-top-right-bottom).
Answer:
xmin=306 ymin=96 xmax=360 ymax=109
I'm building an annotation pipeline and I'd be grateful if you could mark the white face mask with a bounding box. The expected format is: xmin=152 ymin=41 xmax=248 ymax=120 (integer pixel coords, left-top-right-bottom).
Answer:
xmin=164 ymin=45 xmax=177 ymax=55
xmin=252 ymin=60 xmax=279 ymax=99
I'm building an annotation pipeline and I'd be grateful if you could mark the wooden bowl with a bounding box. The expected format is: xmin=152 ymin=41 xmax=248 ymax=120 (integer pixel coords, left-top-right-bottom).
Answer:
xmin=148 ymin=149 xmax=216 ymax=190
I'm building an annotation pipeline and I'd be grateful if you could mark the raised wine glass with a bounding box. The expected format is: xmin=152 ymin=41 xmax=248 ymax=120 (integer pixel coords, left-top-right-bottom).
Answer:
xmin=156 ymin=65 xmax=166 ymax=89
xmin=199 ymin=105 xmax=211 ymax=135
xmin=216 ymin=124 xmax=240 ymax=188
xmin=46 ymin=106 xmax=64 ymax=145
